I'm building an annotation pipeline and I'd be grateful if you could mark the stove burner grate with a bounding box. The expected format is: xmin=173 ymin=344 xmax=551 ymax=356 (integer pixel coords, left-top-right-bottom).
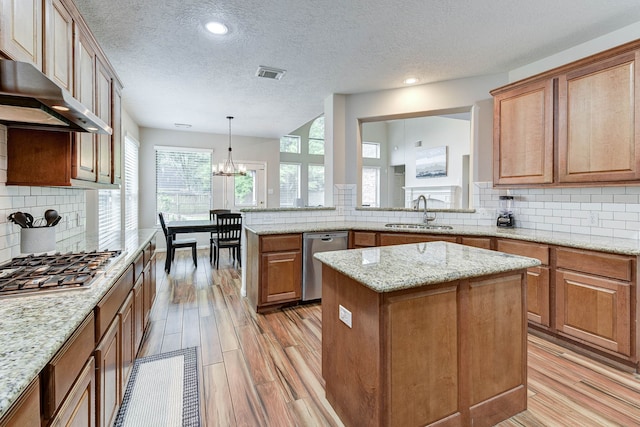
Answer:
xmin=0 ymin=250 xmax=122 ymax=297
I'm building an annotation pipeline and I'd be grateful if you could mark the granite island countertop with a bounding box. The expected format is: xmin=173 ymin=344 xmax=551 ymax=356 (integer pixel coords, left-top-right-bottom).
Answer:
xmin=244 ymin=221 xmax=640 ymax=256
xmin=314 ymin=241 xmax=541 ymax=292
xmin=0 ymin=229 xmax=157 ymax=420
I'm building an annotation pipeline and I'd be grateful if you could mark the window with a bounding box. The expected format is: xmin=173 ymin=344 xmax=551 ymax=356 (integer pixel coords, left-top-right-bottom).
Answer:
xmin=98 ymin=190 xmax=121 ymax=243
xmin=362 ymin=166 xmax=380 ymax=207
xmin=280 ymin=163 xmax=300 ymax=207
xmin=308 ymin=116 xmax=324 ymax=155
xmin=234 ymin=172 xmax=256 ymax=207
xmin=155 ymin=147 xmax=212 ymax=222
xmin=124 ymin=136 xmax=139 ymax=231
xmin=308 ymin=164 xmax=324 ymax=206
xmin=280 ymin=135 xmax=300 ymax=153
xmin=362 ymin=141 xmax=380 ymax=159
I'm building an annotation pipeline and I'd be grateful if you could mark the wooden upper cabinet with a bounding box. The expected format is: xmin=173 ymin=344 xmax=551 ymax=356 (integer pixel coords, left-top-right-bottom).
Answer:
xmin=558 ymin=50 xmax=640 ymax=183
xmin=72 ymin=22 xmax=97 ymax=181
xmin=0 ymin=0 xmax=43 ymax=68
xmin=96 ymin=59 xmax=112 ymax=184
xmin=44 ymin=0 xmax=73 ymax=92
xmin=492 ymin=78 xmax=554 ymax=185
xmin=112 ymin=81 xmax=123 ymax=184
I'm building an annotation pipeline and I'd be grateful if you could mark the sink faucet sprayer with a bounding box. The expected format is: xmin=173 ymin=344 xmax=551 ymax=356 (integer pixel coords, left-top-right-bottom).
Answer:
xmin=416 ymin=195 xmax=436 ymax=224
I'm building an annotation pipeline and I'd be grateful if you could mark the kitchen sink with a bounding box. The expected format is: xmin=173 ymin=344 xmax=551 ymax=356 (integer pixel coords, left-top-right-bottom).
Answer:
xmin=384 ymin=223 xmax=453 ymax=230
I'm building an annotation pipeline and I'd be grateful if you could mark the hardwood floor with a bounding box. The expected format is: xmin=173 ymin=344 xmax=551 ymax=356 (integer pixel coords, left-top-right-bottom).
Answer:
xmin=140 ymin=250 xmax=640 ymax=426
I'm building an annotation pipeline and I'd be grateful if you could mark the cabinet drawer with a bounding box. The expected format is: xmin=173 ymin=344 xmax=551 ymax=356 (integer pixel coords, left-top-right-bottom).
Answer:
xmin=496 ymin=239 xmax=549 ymax=265
xmin=379 ymin=233 xmax=457 ymax=246
xmin=460 ymin=237 xmax=492 ymax=250
xmin=261 ymin=234 xmax=301 ymax=252
xmin=42 ymin=313 xmax=95 ymax=420
xmin=143 ymin=241 xmax=153 ymax=265
xmin=556 ymin=247 xmax=633 ymax=281
xmin=352 ymin=231 xmax=377 ymax=247
xmin=95 ymin=264 xmax=133 ymax=342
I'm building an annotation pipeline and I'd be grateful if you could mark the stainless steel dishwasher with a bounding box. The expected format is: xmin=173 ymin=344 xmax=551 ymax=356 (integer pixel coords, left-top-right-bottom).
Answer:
xmin=303 ymin=231 xmax=349 ymax=301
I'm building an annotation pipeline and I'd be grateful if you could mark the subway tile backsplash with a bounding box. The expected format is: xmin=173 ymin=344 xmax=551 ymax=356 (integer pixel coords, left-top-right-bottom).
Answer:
xmin=0 ymin=125 xmax=86 ymax=261
xmin=245 ymin=181 xmax=640 ymax=241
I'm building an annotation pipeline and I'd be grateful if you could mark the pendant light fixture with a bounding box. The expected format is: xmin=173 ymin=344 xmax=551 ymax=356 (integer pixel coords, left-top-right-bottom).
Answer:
xmin=213 ymin=116 xmax=246 ymax=176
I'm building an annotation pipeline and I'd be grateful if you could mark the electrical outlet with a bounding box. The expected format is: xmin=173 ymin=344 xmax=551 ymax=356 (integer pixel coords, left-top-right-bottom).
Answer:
xmin=589 ymin=212 xmax=599 ymax=226
xmin=339 ymin=305 xmax=352 ymax=328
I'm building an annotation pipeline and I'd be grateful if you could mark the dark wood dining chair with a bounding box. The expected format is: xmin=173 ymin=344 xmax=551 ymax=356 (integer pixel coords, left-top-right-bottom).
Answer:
xmin=159 ymin=212 xmax=198 ymax=269
xmin=211 ymin=213 xmax=242 ymax=269
xmin=209 ymin=209 xmax=231 ymax=262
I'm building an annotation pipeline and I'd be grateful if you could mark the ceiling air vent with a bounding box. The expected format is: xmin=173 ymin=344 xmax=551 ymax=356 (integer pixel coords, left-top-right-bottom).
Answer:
xmin=255 ymin=66 xmax=286 ymax=80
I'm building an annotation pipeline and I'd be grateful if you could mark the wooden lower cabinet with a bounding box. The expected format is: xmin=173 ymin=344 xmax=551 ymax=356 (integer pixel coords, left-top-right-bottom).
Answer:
xmin=246 ymin=232 xmax=302 ymax=311
xmin=460 ymin=236 xmax=492 ymax=250
xmin=143 ymin=262 xmax=152 ymax=325
xmin=133 ymin=275 xmax=144 ymax=355
xmin=95 ymin=317 xmax=121 ymax=427
xmin=261 ymin=251 xmax=302 ymax=304
xmin=50 ymin=357 xmax=96 ymax=427
xmin=526 ymin=266 xmax=551 ymax=327
xmin=0 ymin=377 xmax=40 ymax=427
xmin=496 ymin=239 xmax=551 ymax=328
xmin=556 ymin=270 xmax=631 ymax=356
xmin=119 ymin=292 xmax=135 ymax=391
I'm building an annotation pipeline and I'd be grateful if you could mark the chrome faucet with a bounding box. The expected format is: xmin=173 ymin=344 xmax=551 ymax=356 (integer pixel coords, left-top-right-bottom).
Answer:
xmin=416 ymin=195 xmax=436 ymax=223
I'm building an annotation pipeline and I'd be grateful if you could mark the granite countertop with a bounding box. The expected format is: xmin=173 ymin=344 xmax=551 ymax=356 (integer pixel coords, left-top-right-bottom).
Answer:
xmin=244 ymin=221 xmax=640 ymax=255
xmin=314 ymin=241 xmax=541 ymax=292
xmin=0 ymin=229 xmax=157 ymax=420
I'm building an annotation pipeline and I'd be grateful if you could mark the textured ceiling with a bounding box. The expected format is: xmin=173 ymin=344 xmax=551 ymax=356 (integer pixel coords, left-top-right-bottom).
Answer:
xmin=73 ymin=0 xmax=640 ymax=138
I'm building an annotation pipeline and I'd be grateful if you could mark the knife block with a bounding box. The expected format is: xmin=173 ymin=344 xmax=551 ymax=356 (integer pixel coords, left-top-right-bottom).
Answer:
xmin=20 ymin=227 xmax=56 ymax=254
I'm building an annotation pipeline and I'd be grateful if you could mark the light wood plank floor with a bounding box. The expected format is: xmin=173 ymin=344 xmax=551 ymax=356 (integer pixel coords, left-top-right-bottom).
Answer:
xmin=140 ymin=250 xmax=640 ymax=426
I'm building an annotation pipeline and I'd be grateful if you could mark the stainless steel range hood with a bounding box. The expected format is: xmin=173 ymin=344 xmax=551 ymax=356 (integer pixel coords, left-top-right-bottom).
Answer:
xmin=0 ymin=59 xmax=111 ymax=134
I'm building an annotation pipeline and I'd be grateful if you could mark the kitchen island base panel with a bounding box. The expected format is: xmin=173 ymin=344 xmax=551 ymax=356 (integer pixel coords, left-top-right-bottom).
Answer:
xmin=322 ymin=265 xmax=528 ymax=427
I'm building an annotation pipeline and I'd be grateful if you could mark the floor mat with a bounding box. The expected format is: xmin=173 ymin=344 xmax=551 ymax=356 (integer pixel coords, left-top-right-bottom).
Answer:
xmin=114 ymin=347 xmax=200 ymax=427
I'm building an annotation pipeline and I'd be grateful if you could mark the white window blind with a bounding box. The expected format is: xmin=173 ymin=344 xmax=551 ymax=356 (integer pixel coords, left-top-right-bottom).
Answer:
xmin=308 ymin=164 xmax=324 ymax=206
xmin=155 ymin=147 xmax=212 ymax=222
xmin=124 ymin=136 xmax=139 ymax=231
xmin=279 ymin=163 xmax=300 ymax=207
xmin=98 ymin=190 xmax=121 ymax=243
xmin=362 ymin=166 xmax=380 ymax=207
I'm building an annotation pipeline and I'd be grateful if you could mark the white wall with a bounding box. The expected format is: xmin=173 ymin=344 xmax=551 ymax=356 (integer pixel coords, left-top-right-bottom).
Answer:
xmin=138 ymin=126 xmax=279 ymax=232
xmin=332 ymin=73 xmax=506 ymax=205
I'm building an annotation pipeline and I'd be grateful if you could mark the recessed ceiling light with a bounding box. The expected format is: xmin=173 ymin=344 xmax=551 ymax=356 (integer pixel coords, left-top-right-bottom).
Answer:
xmin=174 ymin=123 xmax=192 ymax=129
xmin=205 ymin=21 xmax=228 ymax=35
xmin=403 ymin=77 xmax=419 ymax=85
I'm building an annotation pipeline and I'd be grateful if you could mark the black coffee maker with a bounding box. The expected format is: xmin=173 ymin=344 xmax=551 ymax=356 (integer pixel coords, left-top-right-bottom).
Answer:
xmin=497 ymin=196 xmax=515 ymax=227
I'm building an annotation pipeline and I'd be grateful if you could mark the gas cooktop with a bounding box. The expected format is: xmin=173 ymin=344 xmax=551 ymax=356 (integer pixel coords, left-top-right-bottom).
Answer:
xmin=0 ymin=250 xmax=122 ymax=297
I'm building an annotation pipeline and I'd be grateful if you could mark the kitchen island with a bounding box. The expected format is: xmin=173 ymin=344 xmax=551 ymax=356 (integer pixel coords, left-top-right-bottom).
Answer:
xmin=315 ymin=241 xmax=541 ymax=427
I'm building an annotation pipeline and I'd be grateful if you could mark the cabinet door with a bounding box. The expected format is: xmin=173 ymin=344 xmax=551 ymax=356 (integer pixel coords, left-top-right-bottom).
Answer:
xmin=95 ymin=317 xmax=121 ymax=427
xmin=143 ymin=262 xmax=153 ymax=325
xmin=72 ymin=23 xmax=97 ymax=181
xmin=526 ymin=266 xmax=550 ymax=327
xmin=261 ymin=251 xmax=302 ymax=304
xmin=119 ymin=292 xmax=135 ymax=392
xmin=493 ymin=79 xmax=554 ymax=185
xmin=50 ymin=357 xmax=96 ymax=427
xmin=351 ymin=231 xmax=377 ymax=248
xmin=556 ymin=270 xmax=631 ymax=356
xmin=0 ymin=0 xmax=42 ymax=68
xmin=44 ymin=0 xmax=73 ymax=91
xmin=558 ymin=51 xmax=640 ymax=183
xmin=133 ymin=275 xmax=144 ymax=355
xmin=112 ymin=82 xmax=123 ymax=184
xmin=96 ymin=59 xmax=112 ymax=184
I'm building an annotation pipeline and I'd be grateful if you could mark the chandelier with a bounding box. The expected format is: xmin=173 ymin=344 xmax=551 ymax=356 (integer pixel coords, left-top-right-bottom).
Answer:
xmin=213 ymin=116 xmax=246 ymax=176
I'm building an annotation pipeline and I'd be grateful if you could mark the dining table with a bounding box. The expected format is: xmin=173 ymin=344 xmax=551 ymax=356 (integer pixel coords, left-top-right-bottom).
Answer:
xmin=164 ymin=219 xmax=218 ymax=272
